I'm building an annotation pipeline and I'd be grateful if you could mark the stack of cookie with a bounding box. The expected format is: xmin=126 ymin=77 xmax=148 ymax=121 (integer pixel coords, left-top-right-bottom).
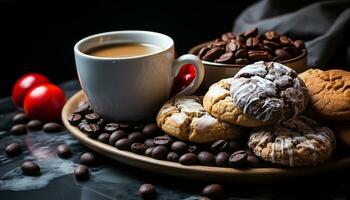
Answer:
xmin=157 ymin=61 xmax=343 ymax=167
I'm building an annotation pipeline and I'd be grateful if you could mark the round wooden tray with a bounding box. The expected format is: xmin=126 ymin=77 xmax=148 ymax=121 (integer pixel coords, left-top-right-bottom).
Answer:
xmin=62 ymin=90 xmax=350 ymax=182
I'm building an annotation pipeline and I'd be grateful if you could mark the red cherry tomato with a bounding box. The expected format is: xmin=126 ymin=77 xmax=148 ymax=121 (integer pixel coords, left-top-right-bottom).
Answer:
xmin=12 ymin=73 xmax=50 ymax=107
xmin=24 ymin=83 xmax=66 ymax=122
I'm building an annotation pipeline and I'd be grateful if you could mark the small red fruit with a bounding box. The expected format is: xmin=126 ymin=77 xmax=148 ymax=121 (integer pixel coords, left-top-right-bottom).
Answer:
xmin=12 ymin=73 xmax=50 ymax=107
xmin=24 ymin=83 xmax=66 ymax=122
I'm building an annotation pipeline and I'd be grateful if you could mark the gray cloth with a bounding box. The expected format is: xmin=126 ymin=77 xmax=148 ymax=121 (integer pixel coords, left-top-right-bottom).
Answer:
xmin=233 ymin=0 xmax=350 ymax=67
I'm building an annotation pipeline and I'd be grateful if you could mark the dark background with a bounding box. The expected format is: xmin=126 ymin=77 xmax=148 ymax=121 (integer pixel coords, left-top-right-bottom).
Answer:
xmin=0 ymin=0 xmax=256 ymax=97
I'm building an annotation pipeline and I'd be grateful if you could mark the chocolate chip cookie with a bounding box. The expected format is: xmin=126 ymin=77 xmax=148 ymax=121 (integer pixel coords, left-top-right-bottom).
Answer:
xmin=299 ymin=69 xmax=350 ymax=120
xmin=203 ymin=61 xmax=308 ymax=127
xmin=156 ymin=96 xmax=245 ymax=143
xmin=248 ymin=116 xmax=336 ymax=167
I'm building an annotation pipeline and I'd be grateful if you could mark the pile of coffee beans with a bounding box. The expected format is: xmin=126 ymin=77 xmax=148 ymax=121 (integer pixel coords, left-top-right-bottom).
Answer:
xmin=68 ymin=102 xmax=265 ymax=168
xmin=196 ymin=27 xmax=306 ymax=65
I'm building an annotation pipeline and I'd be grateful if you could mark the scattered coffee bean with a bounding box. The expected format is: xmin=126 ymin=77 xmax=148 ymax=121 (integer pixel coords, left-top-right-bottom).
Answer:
xmin=43 ymin=122 xmax=62 ymax=133
xmin=138 ymin=183 xmax=157 ymax=199
xmin=78 ymin=119 xmax=89 ymax=130
xmin=81 ymin=123 xmax=100 ymax=138
xmin=215 ymin=152 xmax=230 ymax=167
xmin=74 ymin=165 xmax=89 ymax=181
xmin=27 ymin=120 xmax=43 ymax=131
xmin=153 ymin=135 xmax=172 ymax=146
xmin=144 ymin=139 xmax=155 ymax=147
xmin=109 ymin=130 xmax=127 ymax=145
xmin=142 ymin=123 xmax=159 ymax=137
xmin=5 ymin=143 xmax=22 ymax=157
xmin=131 ymin=143 xmax=149 ymax=155
xmin=211 ymin=140 xmax=229 ymax=154
xmin=104 ymin=123 xmax=119 ymax=133
xmin=171 ymin=141 xmax=188 ymax=155
xmin=145 ymin=147 xmax=154 ymax=157
xmin=179 ymin=153 xmax=198 ymax=165
xmin=74 ymin=103 xmax=90 ymax=115
xmin=10 ymin=124 xmax=27 ymax=135
xmin=229 ymin=150 xmax=248 ymax=167
xmin=202 ymin=184 xmax=224 ymax=199
xmin=80 ymin=152 xmax=98 ymax=166
xmin=198 ymin=151 xmax=215 ymax=166
xmin=67 ymin=113 xmax=82 ymax=126
xmin=85 ymin=113 xmax=100 ymax=123
xmin=166 ymin=152 xmax=179 ymax=162
xmin=12 ymin=113 xmax=29 ymax=124
xmin=188 ymin=145 xmax=199 ymax=154
xmin=97 ymin=133 xmax=110 ymax=144
xmin=115 ymin=138 xmax=132 ymax=150
xmin=128 ymin=131 xmax=144 ymax=143
xmin=119 ymin=122 xmax=131 ymax=130
xmin=21 ymin=161 xmax=40 ymax=176
xmin=151 ymin=146 xmax=168 ymax=160
xmin=243 ymin=27 xmax=258 ymax=38
xmin=57 ymin=144 xmax=71 ymax=158
xmin=294 ymin=40 xmax=305 ymax=50
xmin=228 ymin=140 xmax=241 ymax=152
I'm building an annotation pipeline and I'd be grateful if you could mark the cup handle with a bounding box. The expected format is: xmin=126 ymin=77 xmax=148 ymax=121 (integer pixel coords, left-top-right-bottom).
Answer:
xmin=172 ymin=54 xmax=205 ymax=97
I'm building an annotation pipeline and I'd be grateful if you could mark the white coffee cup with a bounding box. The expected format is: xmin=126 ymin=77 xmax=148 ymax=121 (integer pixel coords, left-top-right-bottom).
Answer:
xmin=74 ymin=30 xmax=204 ymax=121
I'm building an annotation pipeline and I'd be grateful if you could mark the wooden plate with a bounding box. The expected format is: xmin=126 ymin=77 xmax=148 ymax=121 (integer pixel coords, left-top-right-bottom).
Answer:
xmin=62 ymin=90 xmax=350 ymax=182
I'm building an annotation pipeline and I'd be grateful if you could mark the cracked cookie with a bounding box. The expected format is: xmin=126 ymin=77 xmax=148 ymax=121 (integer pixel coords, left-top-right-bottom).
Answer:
xmin=299 ymin=69 xmax=350 ymax=120
xmin=156 ymin=96 xmax=245 ymax=143
xmin=248 ymin=116 xmax=336 ymax=167
xmin=203 ymin=61 xmax=308 ymax=127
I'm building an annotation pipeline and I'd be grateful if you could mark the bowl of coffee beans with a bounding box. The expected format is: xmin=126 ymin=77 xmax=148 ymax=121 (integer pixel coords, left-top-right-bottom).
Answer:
xmin=189 ymin=28 xmax=307 ymax=89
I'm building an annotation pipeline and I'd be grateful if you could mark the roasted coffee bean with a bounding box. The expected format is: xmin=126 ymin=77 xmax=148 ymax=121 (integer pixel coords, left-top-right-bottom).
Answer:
xmin=5 ymin=143 xmax=22 ymax=157
xmin=104 ymin=123 xmax=119 ymax=133
xmin=166 ymin=152 xmax=179 ymax=162
xmin=131 ymin=143 xmax=149 ymax=155
xmin=151 ymin=146 xmax=168 ymax=160
xmin=228 ymin=140 xmax=241 ymax=152
xmin=10 ymin=124 xmax=27 ymax=135
xmin=246 ymin=37 xmax=259 ymax=48
xmin=263 ymin=40 xmax=280 ymax=50
xmin=85 ymin=113 xmax=100 ymax=123
xmin=138 ymin=183 xmax=157 ymax=199
xmin=171 ymin=141 xmax=188 ymax=155
xmin=202 ymin=184 xmax=225 ymax=199
xmin=74 ymin=165 xmax=89 ymax=181
xmin=43 ymin=122 xmax=62 ymax=133
xmin=198 ymin=46 xmax=211 ymax=58
xmin=243 ymin=27 xmax=258 ymax=38
xmin=215 ymin=152 xmax=230 ymax=167
xmin=202 ymin=47 xmax=225 ymax=62
xmin=294 ymin=40 xmax=305 ymax=50
xmin=115 ymin=138 xmax=132 ymax=150
xmin=67 ymin=113 xmax=82 ymax=126
xmin=80 ymin=152 xmax=98 ymax=166
xmin=109 ymin=130 xmax=127 ymax=145
xmin=213 ymin=41 xmax=227 ymax=47
xmin=81 ymin=123 xmax=100 ymax=138
xmin=145 ymin=147 xmax=154 ymax=157
xmin=229 ymin=150 xmax=248 ymax=167
xmin=74 ymin=103 xmax=90 ymax=115
xmin=12 ymin=113 xmax=29 ymax=124
xmin=144 ymin=139 xmax=155 ymax=147
xmin=235 ymin=49 xmax=248 ymax=58
xmin=235 ymin=35 xmax=246 ymax=44
xmin=235 ymin=58 xmax=250 ymax=65
xmin=280 ymin=36 xmax=293 ymax=46
xmin=128 ymin=131 xmax=144 ymax=143
xmin=118 ymin=122 xmax=131 ymax=130
xmin=215 ymin=52 xmax=235 ymax=64
xmin=211 ymin=140 xmax=229 ymax=154
xmin=97 ymin=133 xmax=110 ymax=144
xmin=198 ymin=151 xmax=215 ymax=166
xmin=264 ymin=31 xmax=280 ymax=42
xmin=226 ymin=40 xmax=242 ymax=52
xmin=248 ymin=50 xmax=272 ymax=61
xmin=179 ymin=153 xmax=198 ymax=165
xmin=96 ymin=118 xmax=106 ymax=126
xmin=221 ymin=32 xmax=234 ymax=41
xmin=78 ymin=120 xmax=89 ymax=130
xmin=283 ymin=46 xmax=300 ymax=57
xmin=188 ymin=145 xmax=199 ymax=154
xmin=261 ymin=45 xmax=274 ymax=55
xmin=275 ymin=49 xmax=292 ymax=60
xmin=142 ymin=123 xmax=159 ymax=137
xmin=21 ymin=161 xmax=40 ymax=176
xmin=247 ymin=154 xmax=263 ymax=167
xmin=153 ymin=135 xmax=172 ymax=146
xmin=57 ymin=144 xmax=71 ymax=158
xmin=27 ymin=120 xmax=43 ymax=131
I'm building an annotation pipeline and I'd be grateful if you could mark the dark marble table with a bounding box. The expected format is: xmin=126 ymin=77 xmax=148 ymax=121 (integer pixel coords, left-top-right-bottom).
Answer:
xmin=1 ymin=80 xmax=350 ymax=200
